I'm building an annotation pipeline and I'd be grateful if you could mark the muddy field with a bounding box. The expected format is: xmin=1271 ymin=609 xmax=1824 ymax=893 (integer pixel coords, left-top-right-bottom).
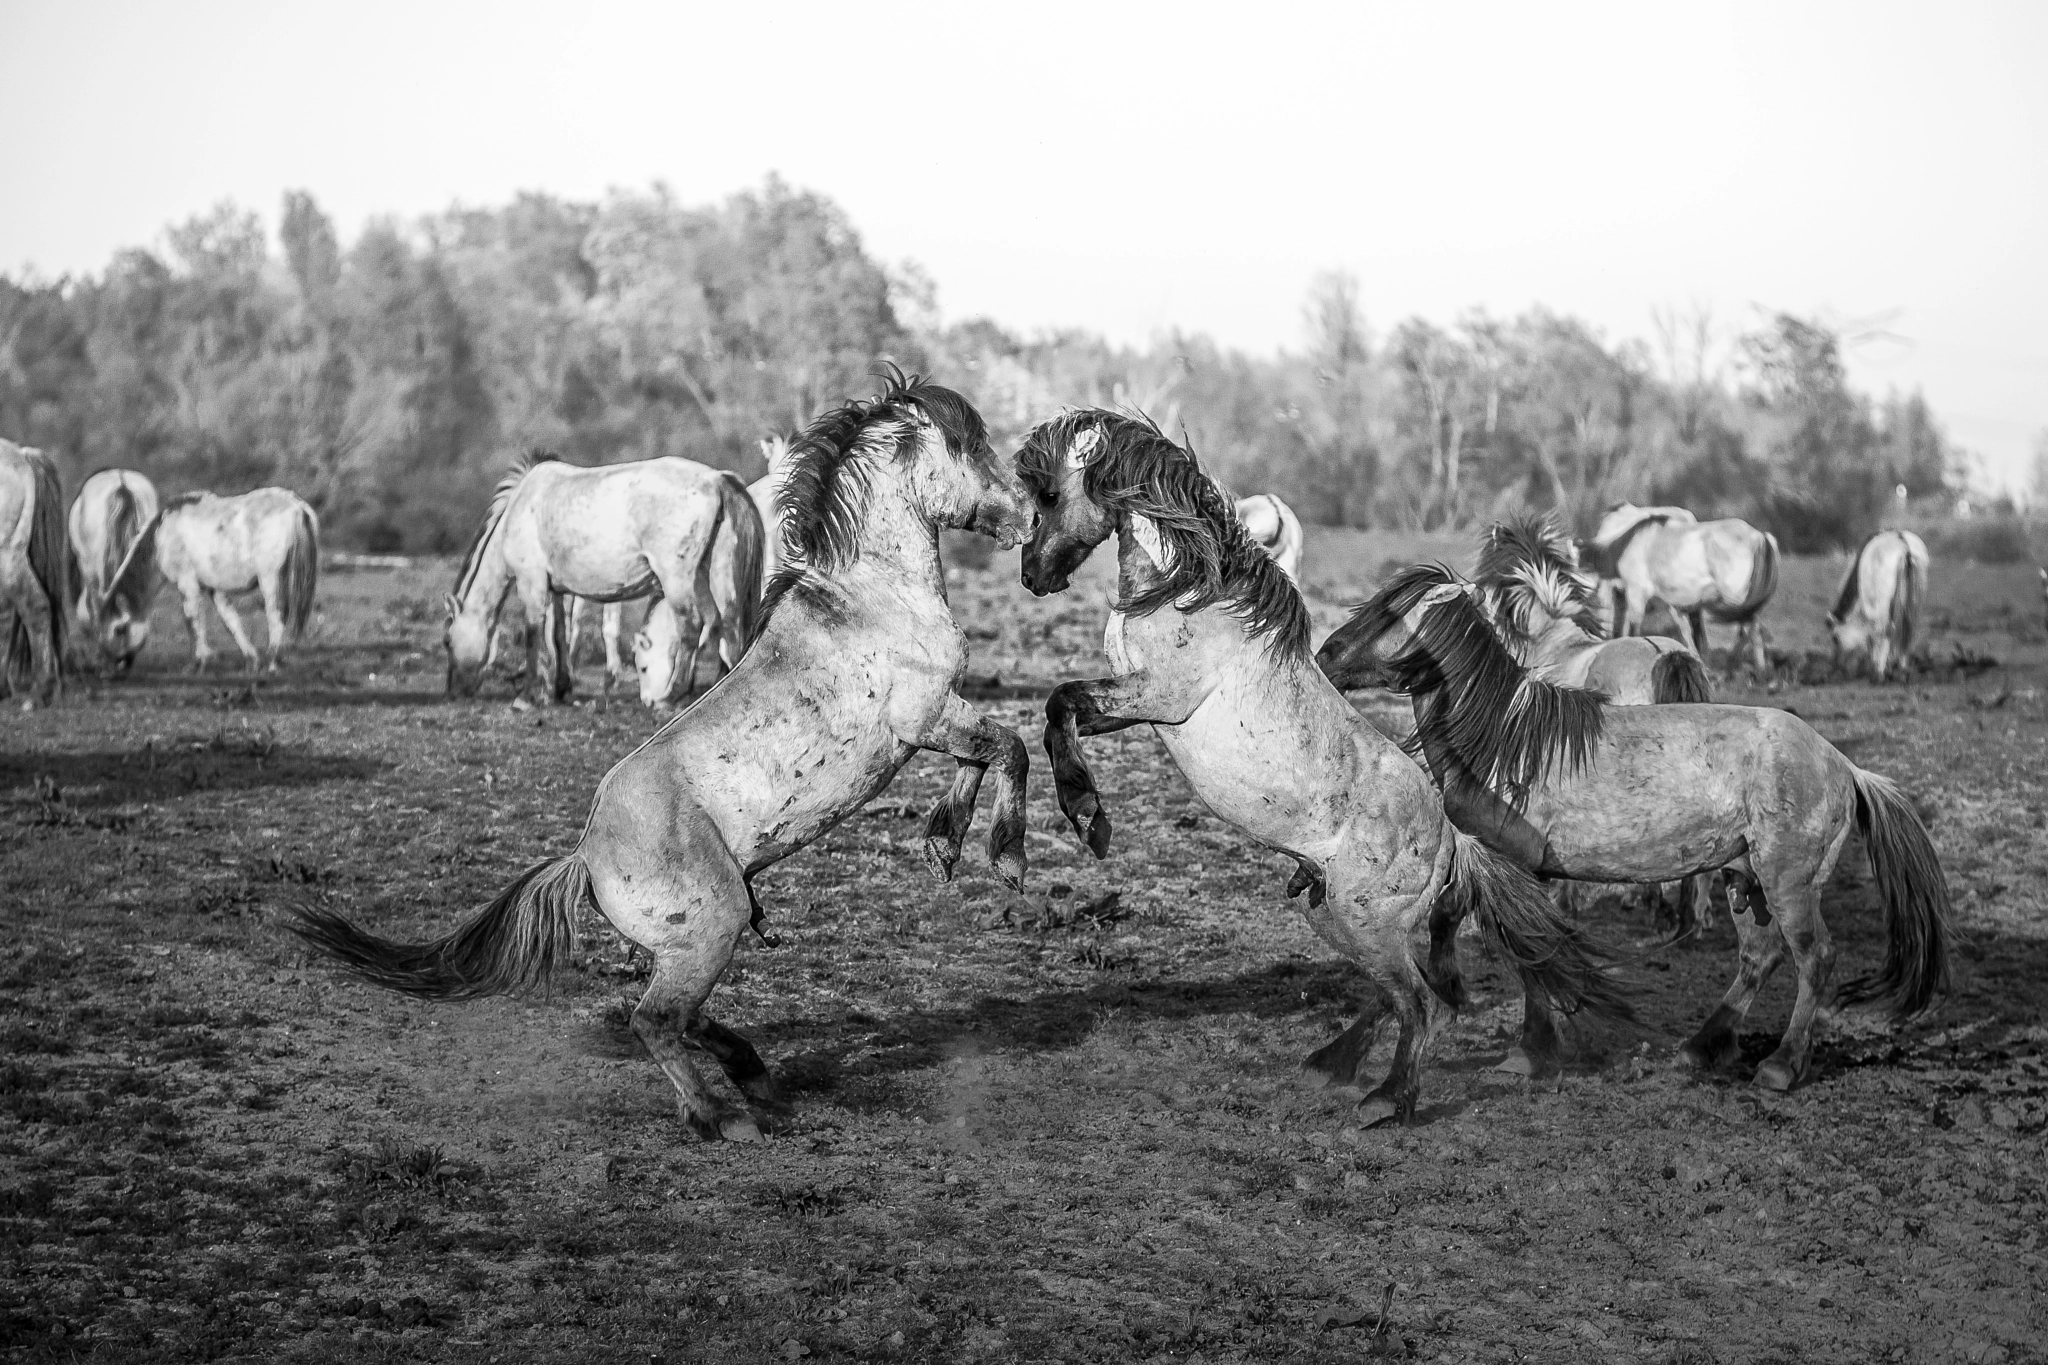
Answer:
xmin=4 ymin=528 xmax=2046 ymax=1364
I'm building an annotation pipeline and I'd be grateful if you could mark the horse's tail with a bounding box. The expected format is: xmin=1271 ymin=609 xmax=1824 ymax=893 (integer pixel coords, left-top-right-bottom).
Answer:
xmin=1836 ymin=768 xmax=1951 ymax=1019
xmin=279 ymin=502 xmax=320 ymax=641
xmin=716 ymin=470 xmax=763 ymax=650
xmin=1651 ymin=648 xmax=1713 ymax=704
xmin=1718 ymin=530 xmax=1779 ymax=623
xmin=10 ymin=448 xmax=69 ymax=680
xmin=103 ymin=481 xmax=143 ymax=590
xmin=288 ymin=854 xmax=592 ymax=1000
xmin=1445 ymin=830 xmax=1636 ymax=1021
xmin=1890 ymin=541 xmax=1925 ymax=667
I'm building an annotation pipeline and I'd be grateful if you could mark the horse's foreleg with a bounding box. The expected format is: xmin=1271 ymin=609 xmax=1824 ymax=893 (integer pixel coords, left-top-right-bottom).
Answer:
xmin=1043 ymin=672 xmax=1207 ymax=860
xmin=600 ymin=602 xmax=624 ymax=704
xmin=176 ymin=579 xmax=213 ymax=672
xmin=1302 ymin=991 xmax=1390 ymax=1089
xmin=912 ymin=694 xmax=1031 ymax=890
xmin=536 ymin=592 xmax=572 ymax=704
xmin=209 ymin=591 xmax=262 ymax=673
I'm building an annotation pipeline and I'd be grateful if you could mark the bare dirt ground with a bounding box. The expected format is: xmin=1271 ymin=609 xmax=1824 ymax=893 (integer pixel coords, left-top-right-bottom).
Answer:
xmin=4 ymin=528 xmax=2045 ymax=1364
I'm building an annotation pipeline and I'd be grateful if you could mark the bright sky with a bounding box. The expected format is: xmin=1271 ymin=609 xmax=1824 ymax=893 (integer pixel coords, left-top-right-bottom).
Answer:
xmin=5 ymin=0 xmax=2044 ymax=489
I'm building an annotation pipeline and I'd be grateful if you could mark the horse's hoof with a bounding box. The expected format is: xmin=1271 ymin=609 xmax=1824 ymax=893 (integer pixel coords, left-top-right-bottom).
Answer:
xmin=718 ymin=1114 xmax=766 ymax=1142
xmin=1679 ymin=1037 xmax=1734 ymax=1072
xmin=991 ymin=845 xmax=1026 ymax=892
xmin=1495 ymin=1048 xmax=1551 ymax=1079
xmin=1753 ymin=1059 xmax=1798 ymax=1092
xmin=923 ymin=838 xmax=960 ymax=883
xmin=1354 ymin=1096 xmax=1407 ymax=1129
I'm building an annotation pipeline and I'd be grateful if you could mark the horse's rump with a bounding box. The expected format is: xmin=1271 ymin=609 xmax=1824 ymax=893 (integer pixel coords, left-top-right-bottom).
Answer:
xmin=1649 ymin=648 xmax=1713 ymax=704
xmin=1704 ymin=527 xmax=1777 ymax=622
xmin=7 ymin=446 xmax=70 ymax=679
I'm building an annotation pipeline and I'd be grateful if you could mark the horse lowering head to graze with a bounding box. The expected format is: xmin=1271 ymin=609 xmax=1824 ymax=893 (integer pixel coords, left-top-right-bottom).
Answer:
xmin=443 ymin=451 xmax=765 ymax=705
xmin=1016 ymin=409 xmax=1632 ymax=1127
xmin=68 ymin=469 xmax=161 ymax=672
xmin=1829 ymin=529 xmax=1929 ymax=682
xmin=295 ymin=369 xmax=1038 ymax=1144
xmin=0 ymin=439 xmax=70 ymax=705
xmin=1318 ymin=563 xmax=1950 ymax=1090
xmin=1232 ymin=492 xmax=1304 ymax=582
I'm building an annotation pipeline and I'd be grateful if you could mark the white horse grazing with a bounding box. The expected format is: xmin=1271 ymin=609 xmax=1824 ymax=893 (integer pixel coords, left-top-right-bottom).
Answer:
xmin=750 ymin=435 xmax=793 ymax=584
xmin=0 ymin=439 xmax=69 ymax=705
xmin=1588 ymin=503 xmax=1778 ymax=673
xmin=444 ymin=453 xmax=763 ymax=706
xmin=1234 ymin=493 xmax=1304 ymax=581
xmin=632 ymin=480 xmax=764 ymax=706
xmin=68 ymin=469 xmax=160 ymax=671
xmin=1829 ymin=530 xmax=1929 ymax=681
xmin=106 ymin=488 xmax=320 ymax=672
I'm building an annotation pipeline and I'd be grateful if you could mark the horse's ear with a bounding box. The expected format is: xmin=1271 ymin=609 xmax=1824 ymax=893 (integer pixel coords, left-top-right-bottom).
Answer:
xmin=1067 ymin=427 xmax=1105 ymax=470
xmin=443 ymin=592 xmax=459 ymax=620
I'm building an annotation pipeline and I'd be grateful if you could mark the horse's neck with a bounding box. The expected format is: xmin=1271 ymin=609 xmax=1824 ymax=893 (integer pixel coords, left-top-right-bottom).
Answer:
xmin=461 ymin=530 xmax=516 ymax=627
xmin=840 ymin=483 xmax=949 ymax=606
xmin=1113 ymin=516 xmax=1175 ymax=602
xmin=1522 ymin=614 xmax=1596 ymax=672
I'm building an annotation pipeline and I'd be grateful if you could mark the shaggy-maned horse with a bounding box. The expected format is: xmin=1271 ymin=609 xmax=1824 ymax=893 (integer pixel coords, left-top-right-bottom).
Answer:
xmin=0 ymin=439 xmax=69 ymax=704
xmin=1318 ymin=566 xmax=1951 ymax=1090
xmin=67 ymin=468 xmax=160 ymax=671
xmin=1475 ymin=514 xmax=1714 ymax=928
xmin=444 ymin=454 xmax=763 ymax=706
xmin=1016 ymin=410 xmax=1631 ymax=1127
xmin=1588 ymin=503 xmax=1778 ymax=673
xmin=292 ymin=372 xmax=1036 ymax=1142
xmin=1234 ymin=492 xmax=1304 ymax=582
xmin=104 ymin=488 xmax=318 ymax=673
xmin=1829 ymin=529 xmax=1928 ymax=681
xmin=751 ymin=434 xmax=793 ymax=584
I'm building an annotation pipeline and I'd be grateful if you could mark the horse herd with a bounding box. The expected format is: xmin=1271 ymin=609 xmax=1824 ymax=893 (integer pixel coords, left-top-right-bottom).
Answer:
xmin=77 ymin=369 xmax=1921 ymax=1143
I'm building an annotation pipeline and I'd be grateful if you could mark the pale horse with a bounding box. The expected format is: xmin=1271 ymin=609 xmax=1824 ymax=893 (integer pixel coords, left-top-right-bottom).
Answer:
xmin=443 ymin=453 xmax=762 ymax=706
xmin=1828 ymin=529 xmax=1929 ymax=681
xmin=1587 ymin=502 xmax=1778 ymax=673
xmin=0 ymin=439 xmax=70 ymax=704
xmin=1234 ymin=492 xmax=1304 ymax=581
xmin=103 ymin=488 xmax=319 ymax=672
xmin=293 ymin=372 xmax=1037 ymax=1141
xmin=67 ymin=468 xmax=160 ymax=672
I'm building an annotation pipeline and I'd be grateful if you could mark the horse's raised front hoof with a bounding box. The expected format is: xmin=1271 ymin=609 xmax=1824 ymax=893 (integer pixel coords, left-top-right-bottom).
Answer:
xmin=1354 ymin=1094 xmax=1410 ymax=1130
xmin=1752 ymin=1058 xmax=1799 ymax=1092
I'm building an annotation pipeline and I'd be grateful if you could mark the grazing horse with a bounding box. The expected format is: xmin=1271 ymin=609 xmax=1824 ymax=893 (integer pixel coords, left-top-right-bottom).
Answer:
xmin=443 ymin=454 xmax=762 ymax=706
xmin=1589 ymin=503 xmax=1778 ymax=673
xmin=751 ymin=434 xmax=794 ymax=584
xmin=1234 ymin=493 xmax=1304 ymax=581
xmin=632 ymin=483 xmax=766 ymax=706
xmin=104 ymin=488 xmax=318 ymax=673
xmin=68 ymin=469 xmax=160 ymax=671
xmin=1015 ymin=410 xmax=1631 ymax=1127
xmin=1318 ymin=566 xmax=1951 ymax=1090
xmin=0 ymin=439 xmax=69 ymax=705
xmin=1828 ymin=529 xmax=1928 ymax=681
xmin=292 ymin=371 xmax=1036 ymax=1142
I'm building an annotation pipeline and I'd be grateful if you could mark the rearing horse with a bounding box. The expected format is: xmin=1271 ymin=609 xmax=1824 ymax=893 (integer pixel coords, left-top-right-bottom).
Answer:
xmin=444 ymin=453 xmax=763 ymax=705
xmin=293 ymin=371 xmax=1036 ymax=1142
xmin=1017 ymin=410 xmax=1631 ymax=1128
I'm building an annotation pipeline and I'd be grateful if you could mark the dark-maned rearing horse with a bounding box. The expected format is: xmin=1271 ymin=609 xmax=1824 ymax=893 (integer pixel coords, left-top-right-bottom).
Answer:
xmin=293 ymin=371 xmax=1037 ymax=1142
xmin=1016 ymin=409 xmax=1632 ymax=1128
xmin=1318 ymin=565 xmax=1951 ymax=1091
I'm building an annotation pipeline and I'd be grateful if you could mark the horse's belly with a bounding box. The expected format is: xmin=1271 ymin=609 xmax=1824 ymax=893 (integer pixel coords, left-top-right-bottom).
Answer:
xmin=1529 ymin=767 xmax=1747 ymax=880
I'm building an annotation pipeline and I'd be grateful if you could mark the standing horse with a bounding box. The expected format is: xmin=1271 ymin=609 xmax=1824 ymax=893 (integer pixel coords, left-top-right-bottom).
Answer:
xmin=632 ymin=479 xmax=767 ymax=706
xmin=1587 ymin=503 xmax=1778 ymax=673
xmin=1317 ymin=565 xmax=1951 ymax=1090
xmin=1234 ymin=493 xmax=1304 ymax=581
xmin=292 ymin=371 xmax=1036 ymax=1142
xmin=444 ymin=454 xmax=762 ymax=706
xmin=1015 ymin=410 xmax=1631 ymax=1127
xmin=0 ymin=439 xmax=69 ymax=705
xmin=67 ymin=468 xmax=160 ymax=671
xmin=104 ymin=488 xmax=317 ymax=673
xmin=1828 ymin=529 xmax=1928 ymax=681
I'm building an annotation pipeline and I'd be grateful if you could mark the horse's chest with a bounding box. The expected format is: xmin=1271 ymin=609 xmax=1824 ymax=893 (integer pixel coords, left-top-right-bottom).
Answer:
xmin=1104 ymin=608 xmax=1136 ymax=673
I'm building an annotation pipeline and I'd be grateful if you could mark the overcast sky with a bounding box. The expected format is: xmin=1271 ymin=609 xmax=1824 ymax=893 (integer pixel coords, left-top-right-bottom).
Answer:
xmin=5 ymin=0 xmax=2043 ymax=488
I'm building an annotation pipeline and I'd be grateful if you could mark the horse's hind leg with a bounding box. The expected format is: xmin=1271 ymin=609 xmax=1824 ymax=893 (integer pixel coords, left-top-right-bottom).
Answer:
xmin=1302 ymin=991 xmax=1389 ymax=1089
xmin=257 ymin=568 xmax=288 ymax=671
xmin=4 ymin=566 xmax=61 ymax=704
xmin=598 ymin=602 xmax=624 ymax=705
xmin=209 ymin=591 xmax=263 ymax=673
xmin=1678 ymin=864 xmax=1786 ymax=1072
xmin=1500 ymin=979 xmax=1565 ymax=1080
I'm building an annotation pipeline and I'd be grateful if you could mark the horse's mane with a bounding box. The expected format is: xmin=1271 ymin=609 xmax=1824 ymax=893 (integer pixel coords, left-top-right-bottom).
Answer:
xmin=454 ymin=450 xmax=557 ymax=604
xmin=161 ymin=491 xmax=209 ymax=514
xmin=1474 ymin=514 xmax=1607 ymax=640
xmin=1342 ymin=563 xmax=1605 ymax=807
xmin=1015 ymin=409 xmax=1311 ymax=660
xmin=1584 ymin=509 xmax=1679 ymax=579
xmin=757 ymin=365 xmax=989 ymax=627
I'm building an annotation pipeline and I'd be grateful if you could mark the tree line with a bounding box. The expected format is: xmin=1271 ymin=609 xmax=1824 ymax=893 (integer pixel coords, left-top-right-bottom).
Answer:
xmin=0 ymin=177 xmax=1970 ymax=554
